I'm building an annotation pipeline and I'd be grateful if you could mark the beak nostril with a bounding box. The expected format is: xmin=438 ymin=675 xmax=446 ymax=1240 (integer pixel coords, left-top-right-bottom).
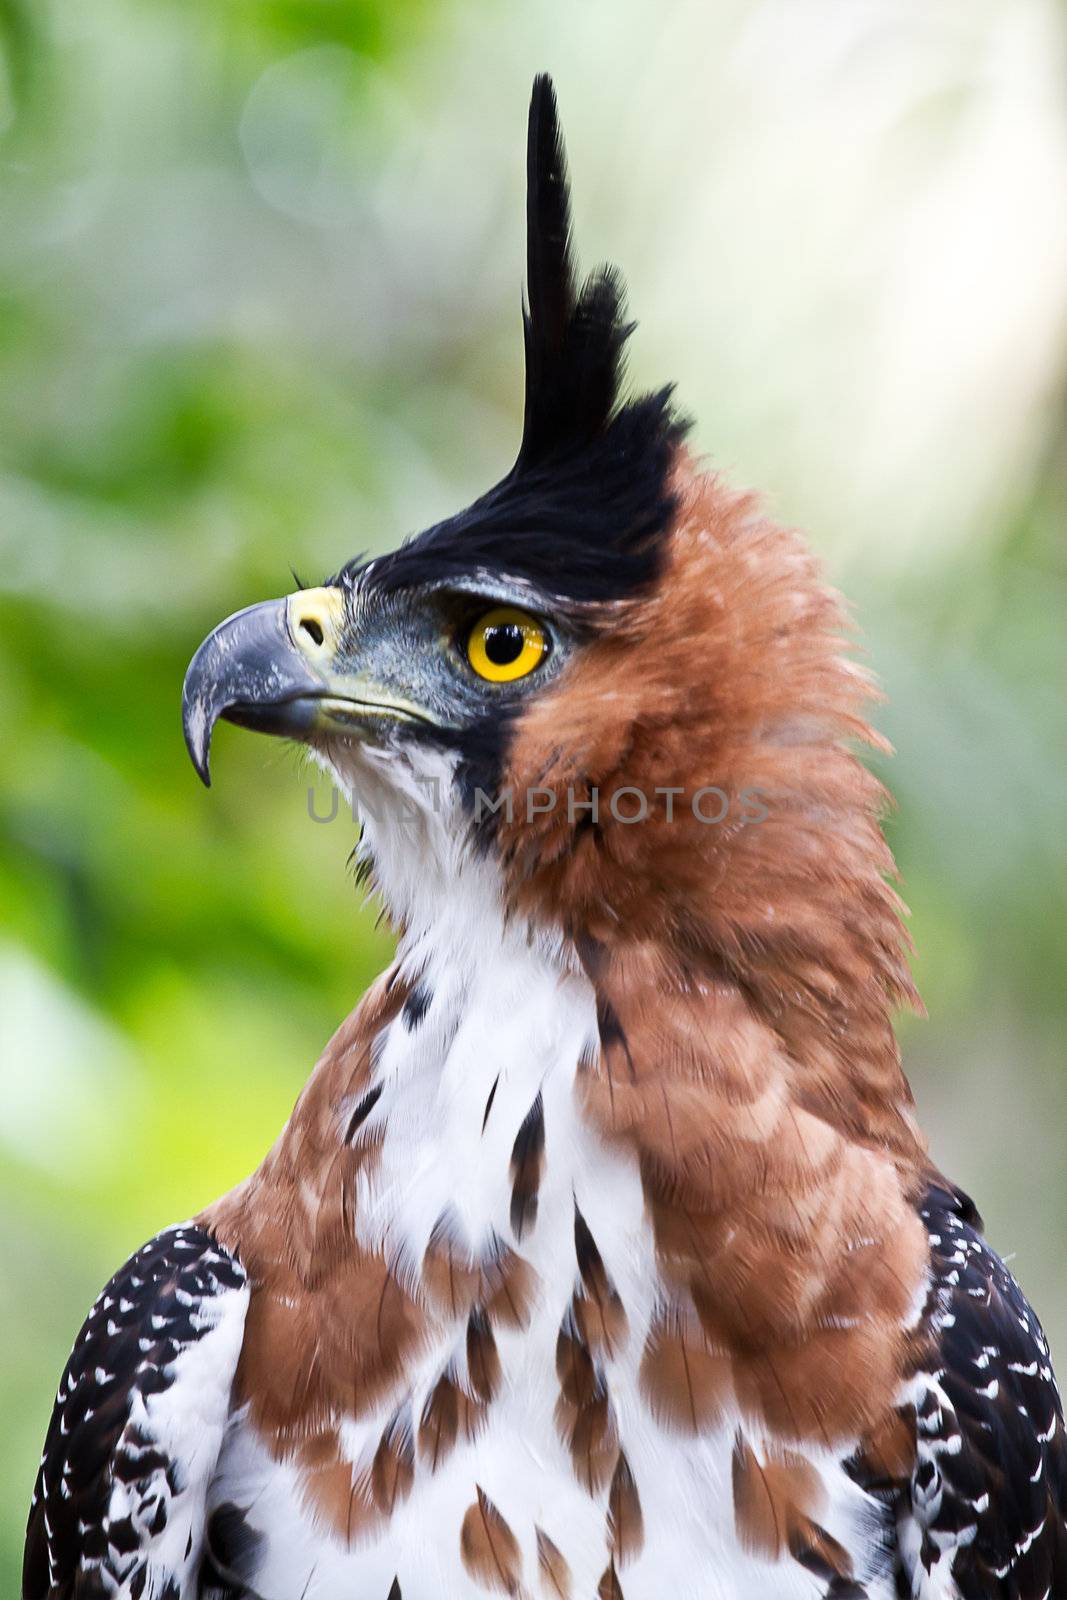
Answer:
xmin=288 ymin=586 xmax=343 ymax=655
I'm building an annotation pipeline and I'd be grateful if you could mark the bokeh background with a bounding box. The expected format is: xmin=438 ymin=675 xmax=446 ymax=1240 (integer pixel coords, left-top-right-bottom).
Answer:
xmin=2 ymin=0 xmax=1065 ymax=1583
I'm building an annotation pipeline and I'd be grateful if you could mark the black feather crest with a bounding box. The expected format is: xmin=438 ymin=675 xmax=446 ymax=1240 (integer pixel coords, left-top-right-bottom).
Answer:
xmin=349 ymin=74 xmax=689 ymax=608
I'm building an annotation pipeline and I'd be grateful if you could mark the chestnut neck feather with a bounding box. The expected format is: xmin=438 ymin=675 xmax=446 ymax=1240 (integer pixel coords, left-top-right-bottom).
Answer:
xmin=499 ymin=456 xmax=926 ymax=1172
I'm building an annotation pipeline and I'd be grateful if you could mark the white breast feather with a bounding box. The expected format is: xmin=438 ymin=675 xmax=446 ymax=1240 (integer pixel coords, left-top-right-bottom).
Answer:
xmin=209 ymin=743 xmax=898 ymax=1598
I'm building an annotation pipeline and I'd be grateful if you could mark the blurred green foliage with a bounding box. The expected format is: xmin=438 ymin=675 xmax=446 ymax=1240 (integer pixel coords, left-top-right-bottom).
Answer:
xmin=1 ymin=0 xmax=1065 ymax=1590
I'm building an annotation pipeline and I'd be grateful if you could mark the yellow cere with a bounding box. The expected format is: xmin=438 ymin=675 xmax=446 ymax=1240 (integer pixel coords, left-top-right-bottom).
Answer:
xmin=466 ymin=606 xmax=547 ymax=683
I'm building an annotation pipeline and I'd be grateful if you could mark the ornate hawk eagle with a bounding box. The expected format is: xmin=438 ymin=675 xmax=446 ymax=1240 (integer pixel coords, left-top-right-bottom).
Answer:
xmin=25 ymin=74 xmax=1067 ymax=1600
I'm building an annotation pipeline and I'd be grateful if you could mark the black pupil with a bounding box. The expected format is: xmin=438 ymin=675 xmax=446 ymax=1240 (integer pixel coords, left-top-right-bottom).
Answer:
xmin=484 ymin=622 xmax=526 ymax=667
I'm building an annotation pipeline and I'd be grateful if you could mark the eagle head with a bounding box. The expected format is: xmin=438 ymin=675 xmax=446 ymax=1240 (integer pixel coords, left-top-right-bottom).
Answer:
xmin=183 ymin=73 xmax=914 ymax=1038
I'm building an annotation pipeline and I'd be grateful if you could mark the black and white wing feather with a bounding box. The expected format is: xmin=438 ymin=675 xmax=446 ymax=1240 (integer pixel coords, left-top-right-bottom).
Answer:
xmin=898 ymin=1184 xmax=1067 ymax=1599
xmin=23 ymin=1223 xmax=248 ymax=1600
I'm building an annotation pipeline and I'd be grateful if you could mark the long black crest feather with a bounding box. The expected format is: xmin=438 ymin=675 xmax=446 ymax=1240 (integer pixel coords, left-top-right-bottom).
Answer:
xmin=520 ymin=75 xmax=577 ymax=462
xmin=525 ymin=75 xmax=575 ymax=381
xmin=519 ymin=75 xmax=632 ymax=468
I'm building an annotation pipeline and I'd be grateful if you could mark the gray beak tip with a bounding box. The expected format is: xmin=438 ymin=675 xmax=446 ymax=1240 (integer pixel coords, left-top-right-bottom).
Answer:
xmin=180 ymin=597 xmax=318 ymax=789
xmin=181 ymin=683 xmax=215 ymax=788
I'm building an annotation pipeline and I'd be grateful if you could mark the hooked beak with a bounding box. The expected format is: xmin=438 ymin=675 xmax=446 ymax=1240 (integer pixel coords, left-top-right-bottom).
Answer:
xmin=181 ymin=587 xmax=431 ymax=786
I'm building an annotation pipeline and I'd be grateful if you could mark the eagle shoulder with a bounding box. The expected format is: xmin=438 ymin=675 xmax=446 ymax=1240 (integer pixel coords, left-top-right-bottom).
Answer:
xmin=896 ymin=1183 xmax=1067 ymax=1598
xmin=23 ymin=1223 xmax=248 ymax=1600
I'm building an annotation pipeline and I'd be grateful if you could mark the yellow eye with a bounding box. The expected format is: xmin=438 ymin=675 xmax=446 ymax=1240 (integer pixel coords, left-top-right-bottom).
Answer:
xmin=466 ymin=607 xmax=547 ymax=683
